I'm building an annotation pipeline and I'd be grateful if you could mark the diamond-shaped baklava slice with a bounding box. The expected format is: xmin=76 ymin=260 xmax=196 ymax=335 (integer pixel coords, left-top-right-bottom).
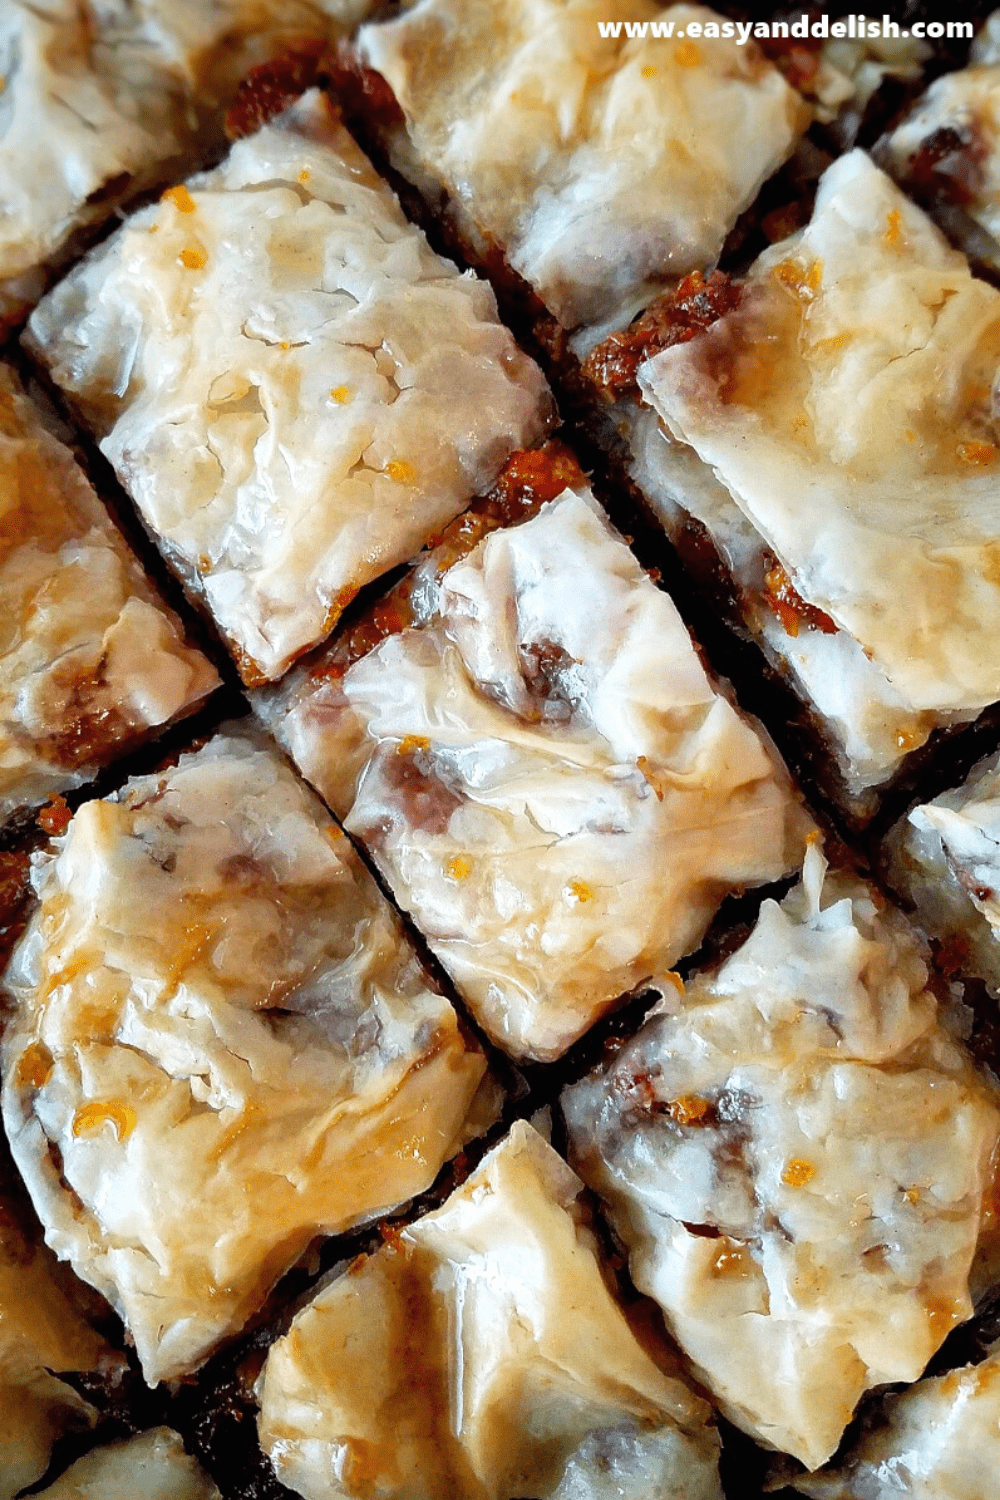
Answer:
xmin=260 ymin=459 xmax=810 ymax=1062
xmin=0 ymin=0 xmax=375 ymax=327
xmin=563 ymin=842 xmax=1000 ymax=1469
xmin=0 ymin=363 xmax=218 ymax=828
xmin=354 ymin=0 xmax=807 ymax=335
xmin=626 ymin=150 xmax=1000 ymax=816
xmin=25 ymin=90 xmax=552 ymax=683
xmin=258 ymin=1121 xmax=724 ymax=1500
xmin=1 ymin=728 xmax=487 ymax=1384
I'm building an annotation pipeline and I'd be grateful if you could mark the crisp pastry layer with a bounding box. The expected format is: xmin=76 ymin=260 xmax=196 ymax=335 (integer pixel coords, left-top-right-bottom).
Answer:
xmin=260 ymin=481 xmax=809 ymax=1063
xmin=0 ymin=0 xmax=374 ymax=327
xmin=0 ymin=362 xmax=218 ymax=827
xmin=25 ymin=89 xmax=551 ymax=683
xmin=1 ymin=728 xmax=486 ymax=1384
xmin=30 ymin=1429 xmax=220 ymax=1500
xmin=357 ymin=0 xmax=805 ymax=332
xmin=0 ymin=1148 xmax=121 ymax=1500
xmin=886 ymin=749 xmax=1000 ymax=997
xmin=563 ymin=843 xmax=1000 ymax=1470
xmin=257 ymin=1120 xmax=724 ymax=1500
xmin=638 ymin=149 xmax=1000 ymax=791
xmin=793 ymin=1344 xmax=1000 ymax=1498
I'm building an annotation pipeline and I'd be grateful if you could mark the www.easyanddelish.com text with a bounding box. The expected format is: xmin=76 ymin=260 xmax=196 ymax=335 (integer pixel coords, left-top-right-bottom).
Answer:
xmin=596 ymin=15 xmax=972 ymax=42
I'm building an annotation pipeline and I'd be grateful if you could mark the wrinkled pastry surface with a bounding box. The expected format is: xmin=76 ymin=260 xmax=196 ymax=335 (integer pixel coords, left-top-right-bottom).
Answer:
xmin=26 ymin=90 xmax=551 ymax=681
xmin=358 ymin=0 xmax=805 ymax=330
xmin=30 ymin=1428 xmax=220 ymax=1500
xmin=0 ymin=0 xmax=373 ymax=325
xmin=257 ymin=1120 xmax=723 ymax=1500
xmin=0 ymin=364 xmax=217 ymax=825
xmin=640 ymin=150 xmax=1000 ymax=722
xmin=262 ymin=487 xmax=808 ymax=1062
xmin=1 ymin=729 xmax=486 ymax=1384
xmin=563 ymin=845 xmax=1000 ymax=1469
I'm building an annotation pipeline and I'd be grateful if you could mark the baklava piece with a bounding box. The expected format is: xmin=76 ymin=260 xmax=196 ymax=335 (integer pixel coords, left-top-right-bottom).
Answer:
xmin=259 ymin=469 xmax=810 ymax=1063
xmin=0 ymin=365 xmax=218 ymax=828
xmin=880 ymin=13 xmax=1000 ymax=272
xmin=885 ymin=749 xmax=1000 ymax=997
xmin=621 ymin=150 xmax=1000 ymax=818
xmin=257 ymin=1120 xmax=724 ymax=1500
xmin=29 ymin=1429 xmax=220 ymax=1500
xmin=0 ymin=0 xmax=375 ymax=328
xmin=1 ymin=728 xmax=487 ymax=1384
xmin=0 ymin=1148 xmax=122 ymax=1500
xmin=25 ymin=89 xmax=551 ymax=683
xmin=354 ymin=0 xmax=807 ymax=337
xmin=792 ymin=1342 xmax=1000 ymax=1497
xmin=563 ymin=842 xmax=1000 ymax=1470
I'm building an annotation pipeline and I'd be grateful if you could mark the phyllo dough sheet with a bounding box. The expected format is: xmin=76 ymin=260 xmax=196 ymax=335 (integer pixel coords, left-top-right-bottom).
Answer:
xmin=563 ymin=843 xmax=1000 ymax=1470
xmin=260 ymin=474 xmax=810 ymax=1063
xmin=0 ymin=362 xmax=218 ymax=827
xmin=0 ymin=0 xmax=378 ymax=328
xmin=635 ymin=149 xmax=1000 ymax=809
xmin=257 ymin=1120 xmax=724 ymax=1500
xmin=1 ymin=728 xmax=487 ymax=1384
xmin=25 ymin=89 xmax=552 ymax=683
xmin=355 ymin=0 xmax=807 ymax=334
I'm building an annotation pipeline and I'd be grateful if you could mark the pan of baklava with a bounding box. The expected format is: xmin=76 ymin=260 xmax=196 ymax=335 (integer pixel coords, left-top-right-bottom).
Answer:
xmin=6 ymin=4 xmax=1000 ymax=1499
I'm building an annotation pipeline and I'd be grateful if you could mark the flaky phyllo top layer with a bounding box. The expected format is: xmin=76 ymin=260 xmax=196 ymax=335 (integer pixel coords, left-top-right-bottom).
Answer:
xmin=1 ymin=729 xmax=486 ymax=1383
xmin=263 ymin=481 xmax=809 ymax=1062
xmin=257 ymin=1122 xmax=725 ymax=1500
xmin=26 ymin=90 xmax=551 ymax=682
xmin=358 ymin=0 xmax=806 ymax=331
xmin=564 ymin=843 xmax=1000 ymax=1469
xmin=640 ymin=150 xmax=1000 ymax=723
xmin=0 ymin=0 xmax=376 ymax=323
